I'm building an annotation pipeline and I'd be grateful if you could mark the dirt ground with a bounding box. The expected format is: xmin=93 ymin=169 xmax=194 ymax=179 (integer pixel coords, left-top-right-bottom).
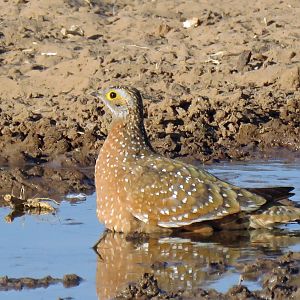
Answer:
xmin=0 ymin=0 xmax=299 ymax=167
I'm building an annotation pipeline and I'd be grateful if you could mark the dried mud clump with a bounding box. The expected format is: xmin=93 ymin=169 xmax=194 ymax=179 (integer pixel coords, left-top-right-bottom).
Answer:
xmin=240 ymin=252 xmax=300 ymax=300
xmin=0 ymin=274 xmax=82 ymax=291
xmin=0 ymin=0 xmax=300 ymax=165
xmin=116 ymin=273 xmax=180 ymax=299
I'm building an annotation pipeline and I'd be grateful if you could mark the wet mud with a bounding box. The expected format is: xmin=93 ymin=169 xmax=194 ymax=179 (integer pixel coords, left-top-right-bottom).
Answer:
xmin=0 ymin=0 xmax=300 ymax=166
xmin=118 ymin=272 xmax=300 ymax=300
xmin=0 ymin=165 xmax=94 ymax=201
xmin=0 ymin=274 xmax=82 ymax=291
xmin=0 ymin=164 xmax=94 ymax=221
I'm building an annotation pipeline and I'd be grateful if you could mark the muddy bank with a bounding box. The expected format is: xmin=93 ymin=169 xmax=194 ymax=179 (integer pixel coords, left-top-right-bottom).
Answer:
xmin=0 ymin=164 xmax=94 ymax=222
xmin=0 ymin=0 xmax=299 ymax=166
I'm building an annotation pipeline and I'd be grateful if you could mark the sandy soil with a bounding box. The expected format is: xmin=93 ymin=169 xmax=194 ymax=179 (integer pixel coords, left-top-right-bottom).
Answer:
xmin=0 ymin=0 xmax=299 ymax=166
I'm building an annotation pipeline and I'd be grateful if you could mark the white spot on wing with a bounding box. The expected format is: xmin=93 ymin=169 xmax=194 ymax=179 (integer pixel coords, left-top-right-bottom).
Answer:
xmin=132 ymin=212 xmax=149 ymax=223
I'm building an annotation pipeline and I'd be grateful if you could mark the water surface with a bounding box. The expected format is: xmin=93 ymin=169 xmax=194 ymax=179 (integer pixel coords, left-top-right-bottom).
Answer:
xmin=0 ymin=160 xmax=299 ymax=299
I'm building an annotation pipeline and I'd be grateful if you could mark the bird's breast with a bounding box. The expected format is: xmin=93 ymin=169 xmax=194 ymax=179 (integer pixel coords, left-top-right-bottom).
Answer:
xmin=95 ymin=122 xmax=140 ymax=232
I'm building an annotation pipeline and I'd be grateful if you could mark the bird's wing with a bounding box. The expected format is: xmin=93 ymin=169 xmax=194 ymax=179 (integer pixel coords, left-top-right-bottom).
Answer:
xmin=123 ymin=156 xmax=266 ymax=228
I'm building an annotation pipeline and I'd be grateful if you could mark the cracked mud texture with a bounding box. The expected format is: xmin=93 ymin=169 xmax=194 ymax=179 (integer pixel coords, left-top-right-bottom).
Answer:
xmin=0 ymin=0 xmax=299 ymax=166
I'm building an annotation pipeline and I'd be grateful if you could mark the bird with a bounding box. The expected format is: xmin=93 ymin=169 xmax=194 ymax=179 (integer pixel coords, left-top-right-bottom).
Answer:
xmin=94 ymin=86 xmax=300 ymax=233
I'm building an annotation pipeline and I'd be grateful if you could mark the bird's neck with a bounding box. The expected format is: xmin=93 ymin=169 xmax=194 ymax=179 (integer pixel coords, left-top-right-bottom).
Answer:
xmin=103 ymin=117 xmax=153 ymax=157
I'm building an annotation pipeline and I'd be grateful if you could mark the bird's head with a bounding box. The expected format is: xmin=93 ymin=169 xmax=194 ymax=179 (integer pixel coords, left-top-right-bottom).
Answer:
xmin=95 ymin=86 xmax=143 ymax=119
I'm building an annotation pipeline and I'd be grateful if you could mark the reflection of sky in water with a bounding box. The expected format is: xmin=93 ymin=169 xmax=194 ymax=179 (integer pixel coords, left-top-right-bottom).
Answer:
xmin=205 ymin=160 xmax=300 ymax=202
xmin=0 ymin=160 xmax=299 ymax=299
xmin=0 ymin=197 xmax=101 ymax=300
xmin=209 ymin=274 xmax=262 ymax=293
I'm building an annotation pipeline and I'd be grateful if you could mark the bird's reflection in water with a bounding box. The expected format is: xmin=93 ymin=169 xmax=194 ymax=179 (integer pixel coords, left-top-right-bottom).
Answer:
xmin=94 ymin=230 xmax=300 ymax=299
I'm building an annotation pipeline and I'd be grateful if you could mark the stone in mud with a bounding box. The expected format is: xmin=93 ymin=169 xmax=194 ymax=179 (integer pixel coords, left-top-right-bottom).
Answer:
xmin=236 ymin=50 xmax=252 ymax=72
xmin=115 ymin=273 xmax=174 ymax=299
xmin=156 ymin=23 xmax=172 ymax=37
xmin=226 ymin=285 xmax=256 ymax=299
xmin=62 ymin=274 xmax=82 ymax=288
xmin=277 ymin=66 xmax=300 ymax=91
xmin=236 ymin=123 xmax=257 ymax=145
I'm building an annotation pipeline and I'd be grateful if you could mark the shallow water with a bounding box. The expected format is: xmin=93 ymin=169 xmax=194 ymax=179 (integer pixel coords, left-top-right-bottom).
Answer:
xmin=0 ymin=161 xmax=300 ymax=299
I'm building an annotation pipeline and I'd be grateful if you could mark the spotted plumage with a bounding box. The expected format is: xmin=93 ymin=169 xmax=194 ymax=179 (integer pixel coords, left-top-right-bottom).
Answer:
xmin=94 ymin=86 xmax=300 ymax=233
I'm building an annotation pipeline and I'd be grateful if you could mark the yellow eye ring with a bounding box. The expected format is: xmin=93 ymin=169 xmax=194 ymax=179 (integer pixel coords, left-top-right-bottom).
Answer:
xmin=106 ymin=90 xmax=119 ymax=101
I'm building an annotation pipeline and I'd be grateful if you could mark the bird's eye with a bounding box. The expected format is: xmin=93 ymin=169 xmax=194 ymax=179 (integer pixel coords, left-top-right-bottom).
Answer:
xmin=109 ymin=91 xmax=117 ymax=99
xmin=105 ymin=89 xmax=123 ymax=103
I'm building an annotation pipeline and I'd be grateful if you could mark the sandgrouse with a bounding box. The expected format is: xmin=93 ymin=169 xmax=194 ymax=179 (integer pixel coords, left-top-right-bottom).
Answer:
xmin=94 ymin=86 xmax=300 ymax=233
